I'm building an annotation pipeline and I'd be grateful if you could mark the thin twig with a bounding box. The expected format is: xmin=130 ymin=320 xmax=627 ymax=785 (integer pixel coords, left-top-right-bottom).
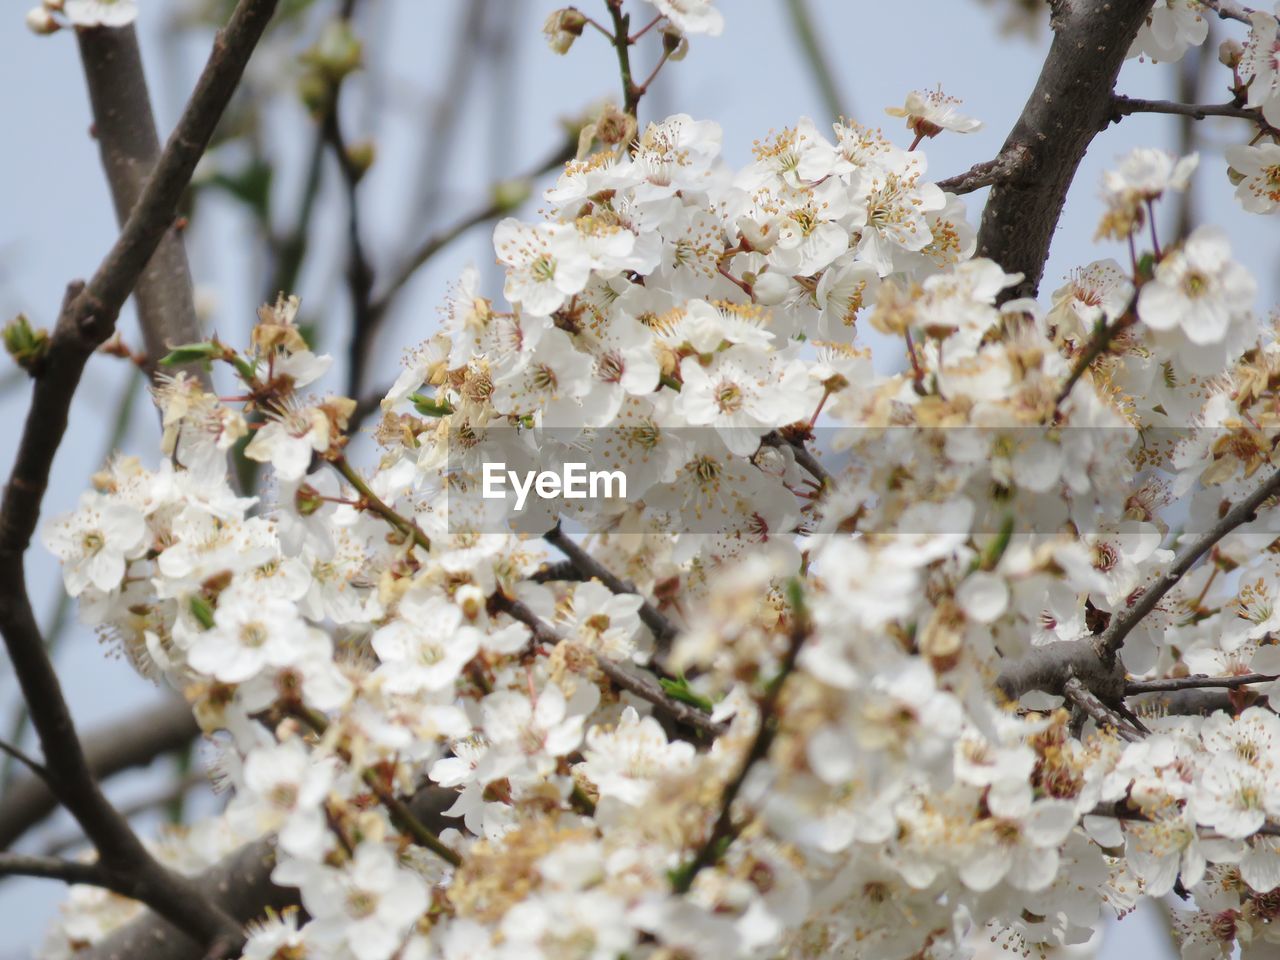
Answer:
xmin=1200 ymin=0 xmax=1258 ymax=24
xmin=935 ymin=143 xmax=1032 ymax=196
xmin=1088 ymin=800 xmax=1280 ymax=837
xmin=1095 ymin=466 xmax=1280 ymax=664
xmin=330 ymin=456 xmax=431 ymax=552
xmin=1112 ymin=94 xmax=1261 ymax=122
xmin=1125 ymin=672 xmax=1278 ymax=694
xmin=1054 ymin=313 xmax=1136 ymax=410
xmin=492 ymin=594 xmax=722 ymax=736
xmin=544 ymin=524 xmax=678 ymax=650
xmin=369 ymin=135 xmax=576 ymax=320
xmin=0 ymin=852 xmax=113 ymax=889
xmin=761 ymin=431 xmax=831 ymax=488
xmin=1063 ymin=676 xmax=1143 ymax=741
xmin=670 ymin=584 xmax=810 ymax=893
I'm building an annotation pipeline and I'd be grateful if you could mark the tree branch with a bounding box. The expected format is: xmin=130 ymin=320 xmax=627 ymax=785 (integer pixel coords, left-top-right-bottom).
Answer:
xmin=0 ymin=698 xmax=199 ymax=851
xmin=493 ymin=594 xmax=722 ymax=737
xmin=975 ymin=0 xmax=1156 ymax=299
xmin=1200 ymin=0 xmax=1258 ymax=25
xmin=1112 ymin=94 xmax=1261 ymax=122
xmin=0 ymin=2 xmax=280 ymax=953
xmin=1125 ymin=672 xmax=1278 ymax=694
xmin=935 ymin=143 xmax=1032 ymax=196
xmin=544 ymin=523 xmax=678 ymax=651
xmin=75 ymin=26 xmax=205 ymax=381
xmin=74 ymin=786 xmax=456 ymax=960
xmin=0 ymin=851 xmax=112 ymax=889
xmin=1094 ymin=465 xmax=1280 ymax=664
xmin=670 ymin=584 xmax=810 ymax=893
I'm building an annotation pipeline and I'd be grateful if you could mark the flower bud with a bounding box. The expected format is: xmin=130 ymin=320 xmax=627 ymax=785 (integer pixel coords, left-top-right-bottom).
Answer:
xmin=304 ymin=21 xmax=363 ymax=80
xmin=661 ymin=23 xmax=688 ymax=61
xmin=345 ymin=140 xmax=376 ymax=181
xmin=294 ymin=483 xmax=325 ymax=517
xmin=3 ymin=313 xmax=49 ymax=374
xmin=25 ymin=7 xmax=60 ymax=34
xmin=491 ymin=177 xmax=532 ymax=214
xmin=1219 ymin=38 xmax=1244 ymax=69
xmin=543 ymin=8 xmax=587 ymax=55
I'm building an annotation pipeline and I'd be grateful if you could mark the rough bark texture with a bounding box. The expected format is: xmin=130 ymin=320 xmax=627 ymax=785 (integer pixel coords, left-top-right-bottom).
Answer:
xmin=76 ymin=26 xmax=205 ymax=378
xmin=76 ymin=786 xmax=457 ymax=960
xmin=975 ymin=0 xmax=1156 ymax=299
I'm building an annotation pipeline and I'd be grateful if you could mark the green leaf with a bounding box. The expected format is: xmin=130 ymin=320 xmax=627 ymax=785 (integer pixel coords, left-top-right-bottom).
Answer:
xmin=409 ymin=393 xmax=455 ymax=417
xmin=159 ymin=342 xmax=222 ymax=367
xmin=189 ymin=596 xmax=215 ymax=631
xmin=206 ymin=159 xmax=274 ymax=224
xmin=659 ymin=675 xmax=714 ymax=712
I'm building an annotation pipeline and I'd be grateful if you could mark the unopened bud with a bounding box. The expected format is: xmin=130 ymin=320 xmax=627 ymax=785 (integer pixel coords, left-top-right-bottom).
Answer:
xmin=3 ymin=313 xmax=49 ymax=374
xmin=294 ymin=483 xmax=325 ymax=516
xmin=346 ymin=140 xmax=376 ymax=180
xmin=1219 ymin=38 xmax=1244 ymax=68
xmin=543 ymin=8 xmax=587 ymax=54
xmin=304 ymin=21 xmax=363 ymax=80
xmin=662 ymin=24 xmax=689 ymax=61
xmin=492 ymin=177 xmax=532 ymax=213
xmin=25 ymin=7 xmax=60 ymax=34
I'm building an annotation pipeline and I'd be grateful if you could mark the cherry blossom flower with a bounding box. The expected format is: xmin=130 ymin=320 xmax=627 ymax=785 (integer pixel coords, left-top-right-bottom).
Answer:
xmin=41 ymin=493 xmax=146 ymax=597
xmin=1226 ymin=142 xmax=1280 ymax=215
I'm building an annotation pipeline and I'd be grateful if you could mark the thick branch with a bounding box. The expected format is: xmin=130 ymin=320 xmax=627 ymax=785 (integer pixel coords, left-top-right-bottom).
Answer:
xmin=0 ymin=2 xmax=279 ymax=953
xmin=975 ymin=0 xmax=1156 ymax=299
xmin=0 ymin=699 xmax=199 ymax=851
xmin=995 ymin=640 xmax=1126 ymax=702
xmin=75 ymin=26 xmax=204 ymax=381
xmin=75 ymin=786 xmax=456 ymax=960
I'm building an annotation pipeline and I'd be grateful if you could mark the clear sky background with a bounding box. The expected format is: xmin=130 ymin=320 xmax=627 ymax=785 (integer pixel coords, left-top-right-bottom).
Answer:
xmin=0 ymin=0 xmax=1274 ymax=953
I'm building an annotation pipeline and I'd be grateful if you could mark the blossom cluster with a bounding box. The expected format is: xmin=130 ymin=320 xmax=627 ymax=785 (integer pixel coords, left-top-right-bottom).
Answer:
xmin=27 ymin=1 xmax=1280 ymax=959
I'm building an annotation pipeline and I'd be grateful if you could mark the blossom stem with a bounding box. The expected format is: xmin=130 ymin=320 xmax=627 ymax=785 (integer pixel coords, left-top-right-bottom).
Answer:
xmin=604 ymin=0 xmax=641 ymax=117
xmin=628 ymin=13 xmax=663 ymax=42
xmin=285 ymin=704 xmax=463 ymax=868
xmin=1145 ymin=199 xmax=1162 ymax=261
xmin=1053 ymin=312 xmax=1136 ymax=412
xmin=635 ymin=48 xmax=673 ymax=97
xmin=670 ymin=582 xmax=811 ymax=894
xmin=330 ymin=456 xmax=431 ymax=552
